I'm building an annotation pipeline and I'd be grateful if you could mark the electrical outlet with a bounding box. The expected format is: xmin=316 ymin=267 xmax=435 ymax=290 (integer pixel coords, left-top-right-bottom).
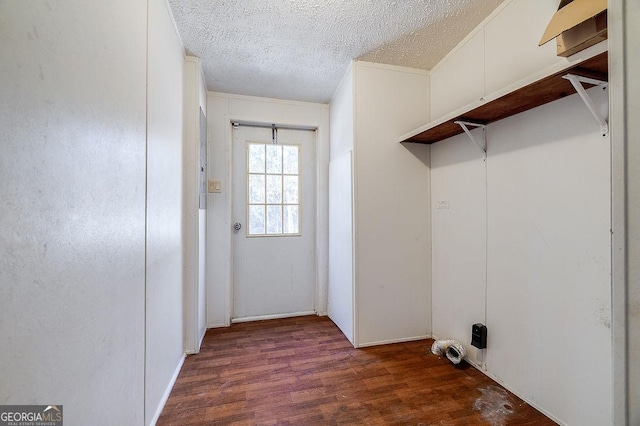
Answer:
xmin=436 ymin=201 xmax=450 ymax=210
xmin=208 ymin=180 xmax=222 ymax=193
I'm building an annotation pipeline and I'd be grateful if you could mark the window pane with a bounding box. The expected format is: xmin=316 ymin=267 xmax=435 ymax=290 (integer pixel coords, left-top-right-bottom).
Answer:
xmin=248 ymin=174 xmax=265 ymax=203
xmin=283 ymin=176 xmax=298 ymax=204
xmin=246 ymin=143 xmax=301 ymax=237
xmin=266 ymin=145 xmax=282 ymax=174
xmin=266 ymin=175 xmax=282 ymax=204
xmin=282 ymin=145 xmax=299 ymax=175
xmin=283 ymin=205 xmax=299 ymax=234
xmin=249 ymin=205 xmax=265 ymax=235
xmin=248 ymin=144 xmax=265 ymax=173
xmin=266 ymin=205 xmax=282 ymax=234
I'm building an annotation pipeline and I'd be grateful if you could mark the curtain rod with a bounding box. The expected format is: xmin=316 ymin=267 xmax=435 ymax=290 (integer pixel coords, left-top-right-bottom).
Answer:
xmin=231 ymin=121 xmax=317 ymax=132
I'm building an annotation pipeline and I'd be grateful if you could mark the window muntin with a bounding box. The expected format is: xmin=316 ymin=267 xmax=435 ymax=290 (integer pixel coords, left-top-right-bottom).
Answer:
xmin=246 ymin=142 xmax=300 ymax=236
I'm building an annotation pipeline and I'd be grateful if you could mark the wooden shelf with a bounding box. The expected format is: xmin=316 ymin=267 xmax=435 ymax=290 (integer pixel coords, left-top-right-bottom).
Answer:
xmin=400 ymin=51 xmax=608 ymax=145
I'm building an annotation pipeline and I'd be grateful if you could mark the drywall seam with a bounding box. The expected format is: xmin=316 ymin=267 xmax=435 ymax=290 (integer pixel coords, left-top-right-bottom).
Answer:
xmin=428 ymin=152 xmax=434 ymax=339
xmin=144 ymin=1 xmax=150 ymax=422
xmin=483 ymin=141 xmax=488 ymax=366
xmin=351 ymin=65 xmax=360 ymax=349
xmin=350 ymin=150 xmax=357 ymax=346
xmin=225 ymin=113 xmax=233 ymax=326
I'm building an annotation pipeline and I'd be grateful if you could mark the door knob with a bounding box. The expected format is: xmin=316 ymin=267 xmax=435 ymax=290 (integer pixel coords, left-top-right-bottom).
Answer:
xmin=234 ymin=222 xmax=242 ymax=232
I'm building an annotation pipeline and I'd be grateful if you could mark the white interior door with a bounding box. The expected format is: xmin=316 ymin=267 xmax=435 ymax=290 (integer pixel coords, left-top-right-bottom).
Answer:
xmin=232 ymin=125 xmax=316 ymax=321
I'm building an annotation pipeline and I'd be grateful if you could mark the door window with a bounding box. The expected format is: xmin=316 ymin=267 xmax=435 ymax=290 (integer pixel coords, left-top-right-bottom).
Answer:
xmin=246 ymin=143 xmax=301 ymax=236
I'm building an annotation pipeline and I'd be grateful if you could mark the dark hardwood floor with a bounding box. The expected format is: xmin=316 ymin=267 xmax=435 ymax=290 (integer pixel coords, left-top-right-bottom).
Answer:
xmin=158 ymin=316 xmax=555 ymax=425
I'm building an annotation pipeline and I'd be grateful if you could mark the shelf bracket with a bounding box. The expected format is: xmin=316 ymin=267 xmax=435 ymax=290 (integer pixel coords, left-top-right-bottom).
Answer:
xmin=454 ymin=121 xmax=486 ymax=158
xmin=562 ymin=74 xmax=609 ymax=137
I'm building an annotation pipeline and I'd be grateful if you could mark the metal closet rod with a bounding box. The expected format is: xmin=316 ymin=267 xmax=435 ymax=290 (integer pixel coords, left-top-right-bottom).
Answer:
xmin=231 ymin=121 xmax=317 ymax=131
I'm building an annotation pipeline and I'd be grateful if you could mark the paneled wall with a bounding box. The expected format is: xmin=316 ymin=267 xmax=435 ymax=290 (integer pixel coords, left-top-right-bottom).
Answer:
xmin=428 ymin=1 xmax=612 ymax=423
xmin=430 ymin=133 xmax=486 ymax=366
xmin=0 ymin=1 xmax=187 ymax=424
xmin=431 ymin=87 xmax=612 ymax=426
xmin=145 ymin=0 xmax=185 ymax=423
xmin=353 ymin=63 xmax=431 ymax=346
xmin=328 ymin=66 xmax=355 ymax=342
xmin=205 ymin=93 xmax=330 ymax=327
xmin=429 ymin=0 xmax=592 ymax=122
xmin=183 ymin=56 xmax=208 ymax=354
xmin=0 ymin=1 xmax=147 ymax=424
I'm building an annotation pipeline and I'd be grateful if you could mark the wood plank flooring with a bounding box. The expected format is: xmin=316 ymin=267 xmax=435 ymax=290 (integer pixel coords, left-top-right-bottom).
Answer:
xmin=158 ymin=316 xmax=555 ymax=425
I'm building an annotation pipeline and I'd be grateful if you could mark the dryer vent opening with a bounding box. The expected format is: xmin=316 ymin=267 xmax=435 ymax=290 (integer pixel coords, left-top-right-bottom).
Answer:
xmin=431 ymin=339 xmax=467 ymax=365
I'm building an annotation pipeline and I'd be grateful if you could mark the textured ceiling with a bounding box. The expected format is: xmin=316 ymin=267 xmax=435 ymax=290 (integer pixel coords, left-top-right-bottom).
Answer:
xmin=168 ymin=0 xmax=503 ymax=104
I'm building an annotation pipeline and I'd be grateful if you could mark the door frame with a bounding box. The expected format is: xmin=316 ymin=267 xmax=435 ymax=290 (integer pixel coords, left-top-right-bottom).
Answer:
xmin=223 ymin=113 xmax=329 ymax=325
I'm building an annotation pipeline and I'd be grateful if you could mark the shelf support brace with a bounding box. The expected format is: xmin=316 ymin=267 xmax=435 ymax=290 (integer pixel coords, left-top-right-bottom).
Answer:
xmin=562 ymin=74 xmax=608 ymax=137
xmin=454 ymin=121 xmax=486 ymax=158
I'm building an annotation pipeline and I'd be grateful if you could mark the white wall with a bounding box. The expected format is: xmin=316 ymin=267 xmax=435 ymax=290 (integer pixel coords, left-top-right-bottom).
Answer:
xmin=183 ymin=56 xmax=207 ymax=354
xmin=330 ymin=64 xmax=355 ymax=160
xmin=429 ymin=0 xmax=596 ymax=124
xmin=430 ymin=133 xmax=487 ymax=366
xmin=431 ymin=87 xmax=612 ymax=425
xmin=328 ymin=153 xmax=354 ymax=342
xmin=145 ymin=0 xmax=185 ymax=423
xmin=206 ymin=93 xmax=330 ymax=327
xmin=430 ymin=29 xmax=484 ymax=121
xmin=483 ymin=0 xmax=559 ymax=94
xmin=426 ymin=1 xmax=614 ymax=423
xmin=0 ymin=1 xmax=147 ymax=424
xmin=328 ymin=66 xmax=355 ymax=342
xmin=487 ymin=88 xmax=611 ymax=425
xmin=353 ymin=62 xmax=431 ymax=347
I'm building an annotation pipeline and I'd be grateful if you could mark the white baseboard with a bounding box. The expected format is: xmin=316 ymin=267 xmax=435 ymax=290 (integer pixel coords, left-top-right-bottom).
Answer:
xmin=430 ymin=334 xmax=563 ymax=426
xmin=463 ymin=358 xmax=564 ymax=426
xmin=356 ymin=334 xmax=431 ymax=348
xmin=184 ymin=328 xmax=208 ymax=355
xmin=149 ymin=354 xmax=185 ymax=426
xmin=198 ymin=328 xmax=206 ymax=348
xmin=231 ymin=310 xmax=316 ymax=324
xmin=206 ymin=322 xmax=228 ymax=329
